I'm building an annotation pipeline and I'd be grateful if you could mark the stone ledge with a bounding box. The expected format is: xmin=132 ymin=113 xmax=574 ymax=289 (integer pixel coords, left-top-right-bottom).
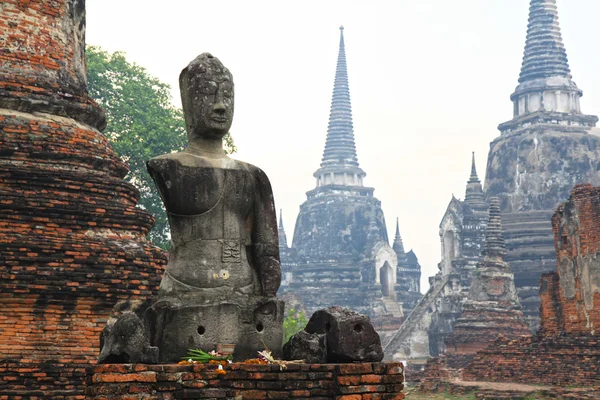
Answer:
xmin=86 ymin=362 xmax=405 ymax=399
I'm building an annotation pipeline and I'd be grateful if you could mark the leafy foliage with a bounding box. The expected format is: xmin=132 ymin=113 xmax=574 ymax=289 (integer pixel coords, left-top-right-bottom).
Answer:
xmin=86 ymin=46 xmax=236 ymax=248
xmin=283 ymin=308 xmax=309 ymax=343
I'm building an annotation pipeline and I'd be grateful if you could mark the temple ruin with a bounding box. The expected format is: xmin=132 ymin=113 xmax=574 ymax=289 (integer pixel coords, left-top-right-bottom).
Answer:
xmin=485 ymin=0 xmax=600 ymax=330
xmin=384 ymin=155 xmax=488 ymax=360
xmin=278 ymin=27 xmax=422 ymax=342
xmin=443 ymin=198 xmax=530 ymax=367
xmin=386 ymin=0 xmax=600 ymax=363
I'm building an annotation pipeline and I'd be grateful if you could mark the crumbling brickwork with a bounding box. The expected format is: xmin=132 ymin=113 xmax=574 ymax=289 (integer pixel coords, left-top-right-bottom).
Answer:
xmin=463 ymin=334 xmax=600 ymax=386
xmin=462 ymin=184 xmax=600 ymax=386
xmin=549 ymin=184 xmax=600 ymax=334
xmin=86 ymin=362 xmax=405 ymax=399
xmin=0 ymin=1 xmax=167 ymax=398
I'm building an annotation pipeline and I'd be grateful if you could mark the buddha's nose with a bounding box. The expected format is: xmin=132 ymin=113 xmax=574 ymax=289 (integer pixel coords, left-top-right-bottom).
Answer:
xmin=213 ymin=103 xmax=226 ymax=114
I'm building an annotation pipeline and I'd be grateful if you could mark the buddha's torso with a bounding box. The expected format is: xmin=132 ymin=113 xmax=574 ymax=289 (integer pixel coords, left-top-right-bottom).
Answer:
xmin=147 ymin=152 xmax=258 ymax=297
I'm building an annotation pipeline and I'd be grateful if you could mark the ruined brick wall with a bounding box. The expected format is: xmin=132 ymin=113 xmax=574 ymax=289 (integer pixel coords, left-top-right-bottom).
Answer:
xmin=0 ymin=1 xmax=167 ymax=398
xmin=87 ymin=362 xmax=405 ymax=400
xmin=0 ymin=0 xmax=104 ymax=127
xmin=463 ymin=335 xmax=600 ymax=386
xmin=461 ymin=185 xmax=600 ymax=386
xmin=538 ymin=272 xmax=562 ymax=335
xmin=550 ymin=184 xmax=600 ymax=335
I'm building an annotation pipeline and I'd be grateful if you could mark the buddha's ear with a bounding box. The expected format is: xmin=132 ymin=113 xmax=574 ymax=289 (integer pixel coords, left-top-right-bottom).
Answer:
xmin=179 ymin=66 xmax=193 ymax=134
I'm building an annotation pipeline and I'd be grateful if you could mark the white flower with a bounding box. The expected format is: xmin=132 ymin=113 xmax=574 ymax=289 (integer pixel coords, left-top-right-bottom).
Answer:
xmin=188 ymin=359 xmax=192 ymax=362
xmin=218 ymin=364 xmax=224 ymax=370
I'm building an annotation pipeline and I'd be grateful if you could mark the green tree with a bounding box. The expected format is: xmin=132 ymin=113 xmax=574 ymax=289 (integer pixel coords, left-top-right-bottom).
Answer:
xmin=86 ymin=46 xmax=236 ymax=248
xmin=283 ymin=308 xmax=309 ymax=343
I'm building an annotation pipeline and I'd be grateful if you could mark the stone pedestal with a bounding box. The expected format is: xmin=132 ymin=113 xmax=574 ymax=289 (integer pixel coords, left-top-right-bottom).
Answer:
xmin=146 ymin=297 xmax=284 ymax=362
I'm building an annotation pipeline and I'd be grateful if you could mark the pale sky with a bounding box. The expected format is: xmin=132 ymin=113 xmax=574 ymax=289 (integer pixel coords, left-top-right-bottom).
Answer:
xmin=86 ymin=0 xmax=600 ymax=292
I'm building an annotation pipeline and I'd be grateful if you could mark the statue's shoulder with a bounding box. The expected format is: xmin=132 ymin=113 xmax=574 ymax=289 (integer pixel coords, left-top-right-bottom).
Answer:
xmin=146 ymin=152 xmax=188 ymax=175
xmin=230 ymin=159 xmax=265 ymax=177
xmin=231 ymin=159 xmax=273 ymax=189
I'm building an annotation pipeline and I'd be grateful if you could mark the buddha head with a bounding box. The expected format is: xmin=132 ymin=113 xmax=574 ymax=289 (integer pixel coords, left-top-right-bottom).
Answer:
xmin=180 ymin=53 xmax=234 ymax=141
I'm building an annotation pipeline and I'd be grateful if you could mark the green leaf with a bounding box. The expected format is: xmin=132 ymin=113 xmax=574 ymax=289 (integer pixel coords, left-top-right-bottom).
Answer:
xmin=282 ymin=308 xmax=309 ymax=344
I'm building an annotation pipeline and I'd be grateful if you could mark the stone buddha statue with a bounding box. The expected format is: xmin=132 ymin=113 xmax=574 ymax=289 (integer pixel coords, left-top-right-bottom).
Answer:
xmin=144 ymin=53 xmax=284 ymax=362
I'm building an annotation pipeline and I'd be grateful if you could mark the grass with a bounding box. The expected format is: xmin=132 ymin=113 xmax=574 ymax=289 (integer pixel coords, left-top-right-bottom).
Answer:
xmin=405 ymin=390 xmax=551 ymax=400
xmin=403 ymin=386 xmax=476 ymax=400
xmin=404 ymin=392 xmax=477 ymax=400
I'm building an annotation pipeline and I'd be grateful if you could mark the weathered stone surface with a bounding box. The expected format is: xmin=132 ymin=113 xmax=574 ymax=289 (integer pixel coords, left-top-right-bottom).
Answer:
xmin=144 ymin=53 xmax=283 ymax=362
xmin=0 ymin=1 xmax=166 ymax=397
xmin=99 ymin=312 xmax=158 ymax=364
xmin=305 ymin=306 xmax=384 ymax=363
xmin=146 ymin=297 xmax=284 ymax=362
xmin=282 ymin=331 xmax=327 ymax=364
xmin=485 ymin=0 xmax=600 ymax=330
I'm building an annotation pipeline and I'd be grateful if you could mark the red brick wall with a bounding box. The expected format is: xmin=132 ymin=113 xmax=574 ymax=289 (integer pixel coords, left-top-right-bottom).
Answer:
xmin=549 ymin=184 xmax=600 ymax=335
xmin=463 ymin=334 xmax=600 ymax=386
xmin=460 ymin=184 xmax=600 ymax=386
xmin=0 ymin=0 xmax=105 ymax=128
xmin=0 ymin=1 xmax=167 ymax=398
xmin=87 ymin=363 xmax=405 ymax=400
xmin=0 ymin=112 xmax=166 ymax=400
xmin=539 ymin=272 xmax=562 ymax=335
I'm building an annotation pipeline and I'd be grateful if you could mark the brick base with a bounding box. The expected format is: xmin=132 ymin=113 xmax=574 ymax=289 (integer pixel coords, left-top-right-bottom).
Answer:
xmin=86 ymin=362 xmax=405 ymax=399
xmin=0 ymin=360 xmax=88 ymax=400
xmin=463 ymin=334 xmax=600 ymax=386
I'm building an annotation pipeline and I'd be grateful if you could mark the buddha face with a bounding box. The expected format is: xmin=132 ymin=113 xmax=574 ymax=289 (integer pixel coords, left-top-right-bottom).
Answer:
xmin=180 ymin=54 xmax=234 ymax=140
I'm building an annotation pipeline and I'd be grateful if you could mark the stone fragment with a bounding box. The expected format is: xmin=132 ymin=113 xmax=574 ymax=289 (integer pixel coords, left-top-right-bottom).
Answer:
xmin=282 ymin=331 xmax=327 ymax=364
xmin=305 ymin=306 xmax=383 ymax=362
xmin=99 ymin=312 xmax=158 ymax=364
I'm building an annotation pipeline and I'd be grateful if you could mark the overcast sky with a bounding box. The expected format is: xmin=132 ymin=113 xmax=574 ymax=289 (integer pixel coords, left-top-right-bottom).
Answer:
xmin=86 ymin=0 xmax=600 ymax=292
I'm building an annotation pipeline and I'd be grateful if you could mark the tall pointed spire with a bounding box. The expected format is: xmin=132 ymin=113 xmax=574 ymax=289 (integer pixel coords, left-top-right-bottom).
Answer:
xmin=519 ymin=0 xmax=570 ymax=83
xmin=469 ymin=152 xmax=479 ymax=183
xmin=482 ymin=197 xmax=507 ymax=260
xmin=464 ymin=152 xmax=487 ymax=210
xmin=500 ymin=0 xmax=598 ymax=132
xmin=313 ymin=26 xmax=366 ymax=188
xmin=393 ymin=218 xmax=405 ymax=255
xmin=278 ymin=208 xmax=284 ymax=230
xmin=278 ymin=209 xmax=288 ymax=249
